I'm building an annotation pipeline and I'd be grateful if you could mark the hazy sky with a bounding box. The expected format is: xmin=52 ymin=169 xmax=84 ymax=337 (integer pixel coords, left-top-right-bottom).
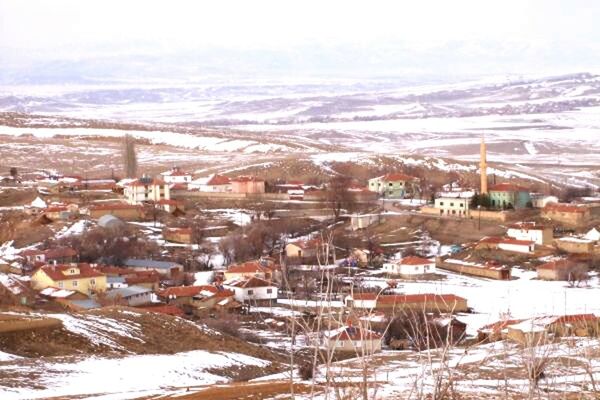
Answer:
xmin=1 ymin=0 xmax=599 ymax=80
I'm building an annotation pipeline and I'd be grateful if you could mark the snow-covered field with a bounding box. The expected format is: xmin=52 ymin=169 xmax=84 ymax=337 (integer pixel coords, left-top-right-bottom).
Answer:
xmin=0 ymin=350 xmax=270 ymax=400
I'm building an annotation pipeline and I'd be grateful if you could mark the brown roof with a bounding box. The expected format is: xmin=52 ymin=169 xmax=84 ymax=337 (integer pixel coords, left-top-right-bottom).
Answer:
xmin=489 ymin=183 xmax=528 ymax=192
xmin=158 ymin=285 xmax=233 ymax=298
xmin=126 ymin=178 xmax=166 ymax=187
xmin=138 ymin=305 xmax=184 ymax=317
xmin=22 ymin=247 xmax=77 ymax=259
xmin=231 ymin=175 xmax=264 ymax=183
xmin=37 ymin=263 xmax=105 ymax=281
xmin=479 ymin=236 xmax=534 ymax=246
xmin=330 ymin=326 xmax=382 ymax=341
xmin=89 ymin=203 xmax=142 ymax=211
xmin=537 ymin=259 xmax=576 ymax=271
xmin=400 ymin=256 xmax=434 ymax=265
xmin=226 ymin=262 xmax=269 ymax=274
xmin=544 ymin=203 xmax=589 ymax=214
xmin=225 ymin=277 xmax=274 ymax=288
xmin=381 ymin=173 xmax=417 ymax=182
xmin=352 ymin=293 xmax=466 ymax=304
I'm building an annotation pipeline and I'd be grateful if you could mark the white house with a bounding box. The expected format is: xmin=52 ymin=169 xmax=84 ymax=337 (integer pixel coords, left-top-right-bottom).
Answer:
xmin=344 ymin=293 xmax=378 ymax=309
xmin=124 ymin=177 xmax=170 ymax=205
xmin=530 ymin=194 xmax=559 ymax=209
xmin=223 ymin=276 xmax=277 ymax=305
xmin=188 ymin=174 xmax=231 ymax=192
xmin=350 ymin=214 xmax=382 ymax=231
xmin=382 ymin=256 xmax=436 ymax=276
xmin=323 ymin=325 xmax=382 ymax=353
xmin=434 ymin=191 xmax=474 ymax=217
xmin=104 ymin=285 xmax=154 ymax=306
xmin=507 ymin=222 xmax=553 ymax=246
xmin=479 ymin=237 xmax=535 ymax=254
xmin=160 ymin=167 xmax=193 ymax=185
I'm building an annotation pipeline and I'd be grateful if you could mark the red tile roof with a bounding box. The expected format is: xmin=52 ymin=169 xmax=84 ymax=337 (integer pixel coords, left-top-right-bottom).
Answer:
xmin=543 ymin=203 xmax=589 ymax=214
xmin=37 ymin=263 xmax=105 ymax=281
xmin=489 ymin=183 xmax=528 ymax=192
xmin=206 ymin=174 xmax=231 ymax=185
xmin=138 ymin=305 xmax=185 ymax=317
xmin=158 ymin=285 xmax=233 ymax=298
xmin=552 ymin=314 xmax=598 ymax=324
xmin=400 ymin=256 xmax=434 ymax=265
xmin=226 ymin=262 xmax=269 ymax=274
xmin=381 ymin=173 xmax=417 ymax=182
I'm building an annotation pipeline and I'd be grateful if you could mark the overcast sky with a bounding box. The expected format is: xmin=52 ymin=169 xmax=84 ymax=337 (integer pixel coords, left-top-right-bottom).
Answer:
xmin=1 ymin=0 xmax=599 ymax=81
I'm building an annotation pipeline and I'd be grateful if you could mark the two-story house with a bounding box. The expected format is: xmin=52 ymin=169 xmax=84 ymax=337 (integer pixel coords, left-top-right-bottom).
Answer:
xmin=31 ymin=263 xmax=107 ymax=295
xmin=124 ymin=176 xmax=170 ymax=205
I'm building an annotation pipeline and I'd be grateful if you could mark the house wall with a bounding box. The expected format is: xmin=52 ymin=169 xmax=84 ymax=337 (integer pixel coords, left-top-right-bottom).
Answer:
xmin=507 ymin=227 xmax=553 ymax=246
xmin=537 ymin=268 xmax=561 ymax=281
xmin=368 ymin=178 xmax=413 ymax=198
xmin=542 ymin=209 xmax=589 ymax=226
xmin=346 ymin=298 xmax=377 ymax=309
xmin=228 ymin=286 xmax=277 ymax=303
xmin=325 ymin=338 xmax=382 ymax=353
xmin=285 ymin=244 xmax=317 ymax=259
xmin=555 ymin=239 xmax=594 ymax=254
xmin=434 ymin=197 xmax=470 ymax=217
xmin=231 ymin=180 xmax=265 ymax=194
xmin=498 ymin=242 xmax=534 ymax=254
xmin=31 ymin=270 xmax=107 ymax=295
xmin=436 ymin=258 xmax=511 ymax=280
xmin=350 ymin=214 xmax=382 ymax=231
xmin=382 ymin=262 xmax=435 ymax=276
xmin=223 ymin=271 xmax=267 ymax=281
xmin=163 ymin=175 xmax=192 ymax=184
xmin=124 ymin=292 xmax=153 ymax=306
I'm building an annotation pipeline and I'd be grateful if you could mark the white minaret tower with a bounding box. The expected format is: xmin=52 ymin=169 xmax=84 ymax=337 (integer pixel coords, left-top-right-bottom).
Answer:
xmin=480 ymin=135 xmax=488 ymax=195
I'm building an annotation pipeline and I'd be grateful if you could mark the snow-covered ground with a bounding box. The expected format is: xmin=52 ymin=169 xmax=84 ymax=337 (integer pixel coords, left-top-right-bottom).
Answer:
xmin=0 ymin=350 xmax=270 ymax=400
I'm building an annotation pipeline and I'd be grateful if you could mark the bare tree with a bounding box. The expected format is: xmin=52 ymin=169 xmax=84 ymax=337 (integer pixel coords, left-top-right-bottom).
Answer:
xmin=122 ymin=134 xmax=138 ymax=178
xmin=326 ymin=175 xmax=355 ymax=220
xmin=567 ymin=264 xmax=589 ymax=288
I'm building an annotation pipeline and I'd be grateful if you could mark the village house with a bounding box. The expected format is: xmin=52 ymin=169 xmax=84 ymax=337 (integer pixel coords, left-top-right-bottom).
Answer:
xmin=506 ymin=222 xmax=553 ymax=246
xmin=555 ymin=236 xmax=595 ymax=254
xmin=506 ymin=314 xmax=600 ymax=346
xmin=188 ymin=174 xmax=232 ymax=192
xmin=160 ymin=166 xmax=193 ymax=185
xmin=542 ymin=203 xmax=591 ymax=226
xmin=0 ymin=274 xmax=35 ymax=306
xmin=350 ymin=213 xmax=383 ymax=231
xmin=98 ymin=266 xmax=161 ymax=291
xmin=157 ymin=285 xmax=236 ymax=314
xmin=123 ymin=259 xmax=184 ymax=278
xmin=368 ymin=173 xmax=419 ymax=199
xmin=530 ymin=194 xmax=559 ymax=208
xmin=104 ymin=285 xmax=154 ymax=307
xmin=477 ymin=236 xmax=535 ymax=254
xmin=230 ymin=176 xmax=265 ymax=194
xmin=223 ymin=276 xmax=278 ymax=305
xmin=536 ymin=258 xmax=589 ymax=281
xmin=157 ymin=199 xmax=185 ymax=215
xmin=436 ymin=257 xmax=511 ymax=280
xmin=87 ymin=203 xmax=144 ymax=220
xmin=349 ymin=248 xmax=382 ymax=267
xmin=21 ymin=247 xmax=78 ymax=266
xmin=31 ymin=263 xmax=107 ymax=295
xmin=163 ymin=227 xmax=193 ymax=244
xmin=382 ymin=256 xmax=436 ymax=277
xmin=323 ymin=324 xmax=382 ymax=353
xmin=488 ymin=183 xmax=531 ymax=209
xmin=434 ymin=191 xmax=473 ymax=217
xmin=124 ymin=176 xmax=170 ymax=205
xmin=345 ymin=293 xmax=468 ymax=313
xmin=285 ymin=239 xmax=329 ymax=262
xmin=43 ymin=204 xmax=79 ymax=221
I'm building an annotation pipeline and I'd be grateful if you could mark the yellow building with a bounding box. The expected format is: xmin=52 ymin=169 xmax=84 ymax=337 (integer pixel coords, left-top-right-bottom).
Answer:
xmin=31 ymin=263 xmax=107 ymax=295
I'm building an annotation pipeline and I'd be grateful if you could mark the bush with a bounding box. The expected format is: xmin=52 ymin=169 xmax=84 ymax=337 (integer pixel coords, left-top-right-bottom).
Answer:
xmin=299 ymin=362 xmax=314 ymax=380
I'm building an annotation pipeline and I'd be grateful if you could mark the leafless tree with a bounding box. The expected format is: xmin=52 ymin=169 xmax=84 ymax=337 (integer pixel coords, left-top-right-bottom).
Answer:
xmin=326 ymin=175 xmax=355 ymax=220
xmin=567 ymin=264 xmax=589 ymax=288
xmin=122 ymin=134 xmax=138 ymax=178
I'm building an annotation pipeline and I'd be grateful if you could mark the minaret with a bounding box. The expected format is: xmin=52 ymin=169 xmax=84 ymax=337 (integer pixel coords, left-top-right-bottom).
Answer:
xmin=480 ymin=136 xmax=488 ymax=194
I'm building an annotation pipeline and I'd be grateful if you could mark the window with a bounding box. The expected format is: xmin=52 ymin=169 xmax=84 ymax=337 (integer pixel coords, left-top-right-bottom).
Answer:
xmin=72 ymin=280 xmax=78 ymax=287
xmin=337 ymin=341 xmax=344 ymax=347
xmin=415 ymin=266 xmax=419 ymax=271
xmin=452 ymin=210 xmax=456 ymax=214
xmin=439 ymin=202 xmax=444 ymax=206
xmin=450 ymin=202 xmax=454 ymax=207
xmin=70 ymin=269 xmax=75 ymax=274
xmin=459 ymin=203 xmax=464 ymax=207
xmin=90 ymin=279 xmax=96 ymax=285
xmin=247 ymin=290 xmax=254 ymax=295
xmin=58 ymin=282 xmax=64 ymax=288
xmin=266 ymin=288 xmax=273 ymax=294
xmin=388 ymin=183 xmax=393 ymax=186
